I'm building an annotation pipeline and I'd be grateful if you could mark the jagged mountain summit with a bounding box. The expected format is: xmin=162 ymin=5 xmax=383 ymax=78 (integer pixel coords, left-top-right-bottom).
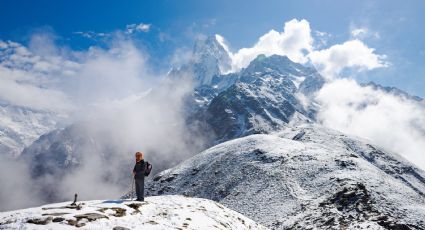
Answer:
xmin=0 ymin=195 xmax=267 ymax=229
xmin=145 ymin=123 xmax=425 ymax=229
xmin=170 ymin=35 xmax=232 ymax=86
xmin=199 ymin=54 xmax=324 ymax=143
xmin=170 ymin=34 xmax=327 ymax=144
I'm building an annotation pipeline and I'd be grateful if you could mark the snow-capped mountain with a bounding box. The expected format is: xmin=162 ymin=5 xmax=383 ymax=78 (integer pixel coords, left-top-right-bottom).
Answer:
xmin=13 ymin=34 xmax=425 ymax=230
xmin=20 ymin=124 xmax=98 ymax=176
xmin=170 ymin=35 xmax=232 ymax=86
xmin=173 ymin=36 xmax=325 ymax=143
xmin=145 ymin=123 xmax=425 ymax=229
xmin=200 ymin=54 xmax=324 ymax=143
xmin=0 ymin=195 xmax=267 ymax=229
xmin=0 ymin=102 xmax=64 ymax=157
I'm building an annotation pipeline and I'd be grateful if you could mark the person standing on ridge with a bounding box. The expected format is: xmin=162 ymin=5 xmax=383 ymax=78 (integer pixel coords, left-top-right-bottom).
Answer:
xmin=132 ymin=152 xmax=152 ymax=201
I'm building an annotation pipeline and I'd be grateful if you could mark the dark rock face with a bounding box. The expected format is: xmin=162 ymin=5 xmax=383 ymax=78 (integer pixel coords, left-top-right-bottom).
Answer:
xmin=206 ymin=81 xmax=297 ymax=142
xmin=20 ymin=125 xmax=87 ymax=178
xmin=189 ymin=54 xmax=323 ymax=143
xmin=298 ymin=72 xmax=326 ymax=96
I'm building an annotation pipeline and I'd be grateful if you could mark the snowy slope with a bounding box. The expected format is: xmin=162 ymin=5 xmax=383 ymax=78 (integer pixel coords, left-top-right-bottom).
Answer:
xmin=0 ymin=195 xmax=267 ymax=230
xmin=0 ymin=102 xmax=63 ymax=157
xmin=145 ymin=124 xmax=425 ymax=229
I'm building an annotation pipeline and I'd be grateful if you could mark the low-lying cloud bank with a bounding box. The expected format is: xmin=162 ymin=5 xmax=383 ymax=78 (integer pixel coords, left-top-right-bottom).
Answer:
xmin=315 ymin=79 xmax=425 ymax=169
xmin=0 ymin=33 xmax=207 ymax=211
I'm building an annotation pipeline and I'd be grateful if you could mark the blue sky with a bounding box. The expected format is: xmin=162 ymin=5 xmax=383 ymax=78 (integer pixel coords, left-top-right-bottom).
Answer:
xmin=1 ymin=0 xmax=425 ymax=96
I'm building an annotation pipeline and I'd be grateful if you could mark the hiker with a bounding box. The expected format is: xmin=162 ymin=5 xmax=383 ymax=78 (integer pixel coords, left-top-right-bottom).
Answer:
xmin=132 ymin=151 xmax=152 ymax=201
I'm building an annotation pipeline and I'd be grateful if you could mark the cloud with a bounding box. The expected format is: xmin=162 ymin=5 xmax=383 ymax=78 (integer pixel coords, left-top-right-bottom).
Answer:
xmin=74 ymin=22 xmax=151 ymax=41
xmin=314 ymin=30 xmax=332 ymax=48
xmin=308 ymin=39 xmax=388 ymax=79
xmin=0 ymin=39 xmax=75 ymax=111
xmin=126 ymin=23 xmax=151 ymax=34
xmin=62 ymin=41 xmax=149 ymax=107
xmin=220 ymin=19 xmax=387 ymax=78
xmin=0 ymin=67 xmax=72 ymax=111
xmin=0 ymin=155 xmax=43 ymax=211
xmin=53 ymin=75 xmax=202 ymax=202
xmin=228 ymin=19 xmax=313 ymax=71
xmin=350 ymin=27 xmax=380 ymax=40
xmin=74 ymin=31 xmax=110 ymax=40
xmin=351 ymin=28 xmax=367 ymax=37
xmin=315 ymin=78 xmax=425 ymax=169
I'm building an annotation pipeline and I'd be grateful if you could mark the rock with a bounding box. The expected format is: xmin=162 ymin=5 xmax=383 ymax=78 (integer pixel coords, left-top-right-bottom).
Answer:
xmin=113 ymin=226 xmax=130 ymax=230
xmin=292 ymin=131 xmax=305 ymax=140
xmin=126 ymin=203 xmax=143 ymax=212
xmin=74 ymin=213 xmax=108 ymax=222
xmin=67 ymin=219 xmax=77 ymax=226
xmin=26 ymin=216 xmax=52 ymax=225
xmin=52 ymin=217 xmax=65 ymax=222
xmin=42 ymin=212 xmax=69 ymax=216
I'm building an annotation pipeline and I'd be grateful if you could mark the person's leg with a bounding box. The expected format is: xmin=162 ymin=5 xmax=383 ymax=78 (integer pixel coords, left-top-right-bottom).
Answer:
xmin=135 ymin=179 xmax=141 ymax=201
xmin=140 ymin=179 xmax=145 ymax=201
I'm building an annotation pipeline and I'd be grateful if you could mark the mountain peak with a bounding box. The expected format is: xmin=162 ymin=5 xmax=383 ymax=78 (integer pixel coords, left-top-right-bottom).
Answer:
xmin=363 ymin=81 xmax=423 ymax=102
xmin=169 ymin=35 xmax=232 ymax=86
xmin=242 ymin=54 xmax=316 ymax=77
xmin=192 ymin=35 xmax=232 ymax=75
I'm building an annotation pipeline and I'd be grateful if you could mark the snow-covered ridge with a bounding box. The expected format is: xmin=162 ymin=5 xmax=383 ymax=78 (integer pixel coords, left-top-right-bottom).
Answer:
xmin=0 ymin=195 xmax=267 ymax=230
xmin=145 ymin=123 xmax=425 ymax=229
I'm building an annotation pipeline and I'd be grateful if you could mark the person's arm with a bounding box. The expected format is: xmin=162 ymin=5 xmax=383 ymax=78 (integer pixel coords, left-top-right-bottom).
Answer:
xmin=132 ymin=164 xmax=136 ymax=177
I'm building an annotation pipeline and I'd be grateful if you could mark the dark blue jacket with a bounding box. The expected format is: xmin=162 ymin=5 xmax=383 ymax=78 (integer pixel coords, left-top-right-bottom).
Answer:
xmin=133 ymin=160 xmax=146 ymax=180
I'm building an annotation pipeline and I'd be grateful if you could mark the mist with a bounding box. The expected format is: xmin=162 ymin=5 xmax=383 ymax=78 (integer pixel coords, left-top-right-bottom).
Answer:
xmin=0 ymin=33 xmax=208 ymax=211
xmin=315 ymin=78 xmax=425 ymax=169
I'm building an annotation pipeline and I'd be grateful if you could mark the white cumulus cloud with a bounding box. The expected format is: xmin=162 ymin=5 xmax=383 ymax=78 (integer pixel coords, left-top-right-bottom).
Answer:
xmin=308 ymin=39 xmax=388 ymax=79
xmin=126 ymin=23 xmax=151 ymax=33
xmin=350 ymin=27 xmax=380 ymax=40
xmin=219 ymin=19 xmax=387 ymax=78
xmin=228 ymin=19 xmax=313 ymax=71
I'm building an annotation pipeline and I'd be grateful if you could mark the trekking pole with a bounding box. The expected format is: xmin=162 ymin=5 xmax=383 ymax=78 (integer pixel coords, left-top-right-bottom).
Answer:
xmin=131 ymin=177 xmax=135 ymax=201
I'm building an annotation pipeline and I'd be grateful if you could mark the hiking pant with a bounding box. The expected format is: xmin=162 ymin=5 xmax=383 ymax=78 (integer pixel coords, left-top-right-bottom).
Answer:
xmin=135 ymin=178 xmax=145 ymax=201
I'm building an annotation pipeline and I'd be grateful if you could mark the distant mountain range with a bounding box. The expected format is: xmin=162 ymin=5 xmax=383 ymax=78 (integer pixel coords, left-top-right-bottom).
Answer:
xmin=0 ymin=101 xmax=64 ymax=157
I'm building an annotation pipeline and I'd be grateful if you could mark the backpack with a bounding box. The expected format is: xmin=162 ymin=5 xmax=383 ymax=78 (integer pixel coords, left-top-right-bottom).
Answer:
xmin=144 ymin=162 xmax=152 ymax=176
